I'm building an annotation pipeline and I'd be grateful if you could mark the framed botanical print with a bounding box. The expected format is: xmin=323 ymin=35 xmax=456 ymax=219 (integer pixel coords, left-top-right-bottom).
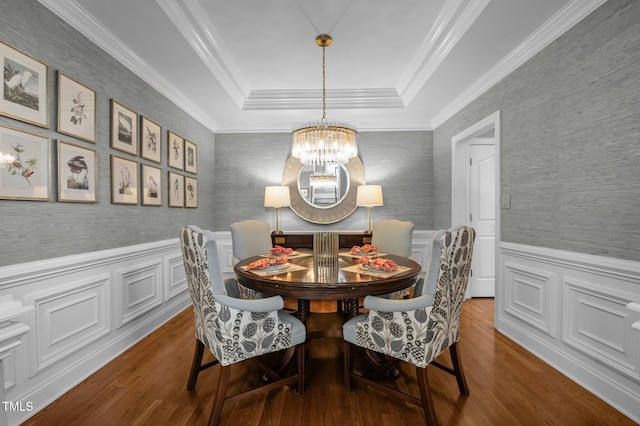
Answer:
xmin=185 ymin=176 xmax=198 ymax=208
xmin=140 ymin=116 xmax=161 ymax=163
xmin=57 ymin=140 xmax=96 ymax=203
xmin=0 ymin=40 xmax=49 ymax=128
xmin=111 ymin=100 xmax=138 ymax=155
xmin=0 ymin=124 xmax=49 ymax=200
xmin=184 ymin=140 xmax=197 ymax=174
xmin=141 ymin=163 xmax=162 ymax=206
xmin=110 ymin=155 xmax=138 ymax=205
xmin=57 ymin=72 xmax=96 ymax=142
xmin=168 ymin=171 xmax=184 ymax=207
xmin=167 ymin=131 xmax=184 ymax=170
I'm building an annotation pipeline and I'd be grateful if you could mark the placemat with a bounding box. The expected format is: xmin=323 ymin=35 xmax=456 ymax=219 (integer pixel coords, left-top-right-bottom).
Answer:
xmin=243 ymin=263 xmax=308 ymax=276
xmin=260 ymin=252 xmax=313 ymax=259
xmin=341 ymin=264 xmax=410 ymax=278
xmin=338 ymin=252 xmax=386 ymax=259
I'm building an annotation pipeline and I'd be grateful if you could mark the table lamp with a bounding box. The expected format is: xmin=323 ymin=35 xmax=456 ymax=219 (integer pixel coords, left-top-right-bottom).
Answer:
xmin=356 ymin=185 xmax=383 ymax=234
xmin=264 ymin=186 xmax=290 ymax=234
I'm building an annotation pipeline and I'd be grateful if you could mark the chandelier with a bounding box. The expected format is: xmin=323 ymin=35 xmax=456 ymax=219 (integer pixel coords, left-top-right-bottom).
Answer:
xmin=310 ymin=174 xmax=338 ymax=189
xmin=291 ymin=35 xmax=357 ymax=166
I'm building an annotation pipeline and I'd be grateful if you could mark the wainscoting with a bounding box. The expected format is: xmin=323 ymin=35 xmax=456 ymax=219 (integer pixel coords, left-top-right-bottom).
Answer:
xmin=496 ymin=242 xmax=640 ymax=423
xmin=0 ymin=239 xmax=189 ymax=426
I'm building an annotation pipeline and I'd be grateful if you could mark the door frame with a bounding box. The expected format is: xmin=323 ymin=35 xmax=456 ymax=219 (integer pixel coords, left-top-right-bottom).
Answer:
xmin=451 ymin=111 xmax=501 ymax=296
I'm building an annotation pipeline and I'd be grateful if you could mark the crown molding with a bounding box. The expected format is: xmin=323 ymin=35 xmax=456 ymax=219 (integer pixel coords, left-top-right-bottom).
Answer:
xmin=215 ymin=119 xmax=433 ymax=134
xmin=431 ymin=0 xmax=607 ymax=128
xmin=37 ymin=0 xmax=218 ymax=132
xmin=157 ymin=0 xmax=249 ymax=107
xmin=398 ymin=0 xmax=490 ymax=104
xmin=243 ymin=88 xmax=404 ymax=110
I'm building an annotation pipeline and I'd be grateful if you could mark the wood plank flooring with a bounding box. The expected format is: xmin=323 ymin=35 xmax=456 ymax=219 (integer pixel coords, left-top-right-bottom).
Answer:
xmin=23 ymin=299 xmax=635 ymax=425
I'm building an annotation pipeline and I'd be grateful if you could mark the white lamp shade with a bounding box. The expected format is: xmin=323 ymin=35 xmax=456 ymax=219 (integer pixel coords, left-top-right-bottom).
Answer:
xmin=264 ymin=186 xmax=291 ymax=207
xmin=356 ymin=185 xmax=383 ymax=207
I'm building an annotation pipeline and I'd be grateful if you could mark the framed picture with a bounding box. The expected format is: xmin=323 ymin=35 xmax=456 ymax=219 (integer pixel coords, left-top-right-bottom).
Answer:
xmin=1 ymin=41 xmax=49 ymax=128
xmin=140 ymin=116 xmax=161 ymax=163
xmin=167 ymin=131 xmax=184 ymax=170
xmin=184 ymin=140 xmax=197 ymax=174
xmin=111 ymin=100 xmax=138 ymax=155
xmin=0 ymin=124 xmax=49 ymax=200
xmin=110 ymin=155 xmax=138 ymax=205
xmin=57 ymin=72 xmax=96 ymax=142
xmin=185 ymin=176 xmax=198 ymax=208
xmin=168 ymin=171 xmax=184 ymax=207
xmin=57 ymin=140 xmax=96 ymax=203
xmin=141 ymin=164 xmax=162 ymax=206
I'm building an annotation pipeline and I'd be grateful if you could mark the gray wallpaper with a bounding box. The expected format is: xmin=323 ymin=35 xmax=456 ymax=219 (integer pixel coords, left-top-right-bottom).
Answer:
xmin=214 ymin=131 xmax=433 ymax=233
xmin=0 ymin=0 xmax=216 ymax=267
xmin=433 ymin=0 xmax=640 ymax=261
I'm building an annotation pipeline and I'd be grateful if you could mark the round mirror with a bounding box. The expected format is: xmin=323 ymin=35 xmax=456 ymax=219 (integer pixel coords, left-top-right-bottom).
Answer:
xmin=283 ymin=156 xmax=365 ymax=224
xmin=297 ymin=163 xmax=349 ymax=209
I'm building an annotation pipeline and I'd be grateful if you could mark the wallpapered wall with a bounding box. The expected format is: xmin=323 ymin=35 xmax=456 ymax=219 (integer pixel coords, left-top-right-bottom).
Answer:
xmin=0 ymin=0 xmax=216 ymax=267
xmin=213 ymin=131 xmax=433 ymax=233
xmin=433 ymin=0 xmax=640 ymax=262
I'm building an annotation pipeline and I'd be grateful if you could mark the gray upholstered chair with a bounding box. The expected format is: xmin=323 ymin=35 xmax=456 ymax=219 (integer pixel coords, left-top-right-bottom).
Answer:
xmin=180 ymin=225 xmax=305 ymax=426
xmin=371 ymin=219 xmax=415 ymax=298
xmin=230 ymin=220 xmax=273 ymax=298
xmin=343 ymin=225 xmax=476 ymax=426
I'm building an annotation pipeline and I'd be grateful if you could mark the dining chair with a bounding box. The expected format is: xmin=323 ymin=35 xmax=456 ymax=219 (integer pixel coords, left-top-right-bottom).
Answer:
xmin=230 ymin=220 xmax=273 ymax=298
xmin=371 ymin=219 xmax=415 ymax=298
xmin=180 ymin=225 xmax=306 ymax=426
xmin=343 ymin=225 xmax=476 ymax=426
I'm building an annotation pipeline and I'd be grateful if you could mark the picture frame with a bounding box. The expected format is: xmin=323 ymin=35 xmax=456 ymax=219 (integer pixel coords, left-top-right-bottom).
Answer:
xmin=140 ymin=116 xmax=161 ymax=163
xmin=1 ymin=40 xmax=49 ymax=128
xmin=57 ymin=71 xmax=96 ymax=142
xmin=0 ymin=124 xmax=50 ymax=200
xmin=185 ymin=176 xmax=198 ymax=208
xmin=111 ymin=100 xmax=138 ymax=155
xmin=167 ymin=131 xmax=184 ymax=170
xmin=168 ymin=171 xmax=184 ymax=207
xmin=184 ymin=140 xmax=197 ymax=174
xmin=110 ymin=155 xmax=138 ymax=205
xmin=57 ymin=140 xmax=96 ymax=203
xmin=141 ymin=163 xmax=162 ymax=206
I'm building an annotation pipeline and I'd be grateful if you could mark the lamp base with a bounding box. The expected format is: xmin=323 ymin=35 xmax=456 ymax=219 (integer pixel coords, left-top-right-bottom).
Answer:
xmin=363 ymin=229 xmax=372 ymax=235
xmin=271 ymin=230 xmax=284 ymax=235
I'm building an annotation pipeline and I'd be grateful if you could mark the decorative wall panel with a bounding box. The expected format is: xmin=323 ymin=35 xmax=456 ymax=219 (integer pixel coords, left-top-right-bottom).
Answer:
xmin=116 ymin=261 xmax=163 ymax=328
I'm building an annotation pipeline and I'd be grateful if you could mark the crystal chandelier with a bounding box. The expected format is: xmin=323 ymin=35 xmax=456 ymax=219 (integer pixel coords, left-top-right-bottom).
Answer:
xmin=309 ymin=174 xmax=338 ymax=189
xmin=291 ymin=35 xmax=357 ymax=166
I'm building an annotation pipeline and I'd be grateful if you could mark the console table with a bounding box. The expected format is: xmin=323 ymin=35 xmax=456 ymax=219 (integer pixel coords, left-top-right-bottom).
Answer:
xmin=271 ymin=232 xmax=372 ymax=250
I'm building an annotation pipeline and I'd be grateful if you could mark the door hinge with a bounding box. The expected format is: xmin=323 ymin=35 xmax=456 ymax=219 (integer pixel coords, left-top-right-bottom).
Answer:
xmin=470 ymin=213 xmax=472 ymax=222
xmin=470 ymin=158 xmax=472 ymax=165
xmin=471 ymin=269 xmax=473 ymax=277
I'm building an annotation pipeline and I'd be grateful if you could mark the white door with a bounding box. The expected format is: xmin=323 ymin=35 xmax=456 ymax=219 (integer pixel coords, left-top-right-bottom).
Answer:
xmin=468 ymin=141 xmax=495 ymax=297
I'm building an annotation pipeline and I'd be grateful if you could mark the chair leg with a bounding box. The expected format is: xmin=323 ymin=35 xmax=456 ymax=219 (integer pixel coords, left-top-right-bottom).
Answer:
xmin=208 ymin=364 xmax=231 ymax=426
xmin=416 ymin=366 xmax=438 ymax=426
xmin=344 ymin=342 xmax=352 ymax=391
xmin=450 ymin=342 xmax=469 ymax=396
xmin=296 ymin=343 xmax=305 ymax=395
xmin=187 ymin=340 xmax=205 ymax=390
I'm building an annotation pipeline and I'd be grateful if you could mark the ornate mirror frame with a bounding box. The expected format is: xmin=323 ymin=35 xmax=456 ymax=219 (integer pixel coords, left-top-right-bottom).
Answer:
xmin=283 ymin=156 xmax=365 ymax=224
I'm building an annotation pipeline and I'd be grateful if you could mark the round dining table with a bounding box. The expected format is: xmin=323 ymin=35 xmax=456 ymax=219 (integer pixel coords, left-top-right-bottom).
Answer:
xmin=234 ymin=252 xmax=422 ymax=323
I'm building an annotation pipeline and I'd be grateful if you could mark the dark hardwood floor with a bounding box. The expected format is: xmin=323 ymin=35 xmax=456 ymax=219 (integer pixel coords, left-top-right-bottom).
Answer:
xmin=23 ymin=299 xmax=635 ymax=425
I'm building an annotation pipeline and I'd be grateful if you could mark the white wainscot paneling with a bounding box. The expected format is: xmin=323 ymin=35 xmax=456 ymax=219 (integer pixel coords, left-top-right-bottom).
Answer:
xmin=25 ymin=274 xmax=110 ymax=375
xmin=563 ymin=277 xmax=639 ymax=381
xmin=116 ymin=261 xmax=162 ymax=328
xmin=503 ymin=262 xmax=557 ymax=337
xmin=497 ymin=242 xmax=640 ymax=423
xmin=165 ymin=252 xmax=187 ymax=301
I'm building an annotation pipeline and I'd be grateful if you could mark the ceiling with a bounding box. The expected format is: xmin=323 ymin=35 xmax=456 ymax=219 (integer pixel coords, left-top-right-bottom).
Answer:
xmin=39 ymin=0 xmax=604 ymax=133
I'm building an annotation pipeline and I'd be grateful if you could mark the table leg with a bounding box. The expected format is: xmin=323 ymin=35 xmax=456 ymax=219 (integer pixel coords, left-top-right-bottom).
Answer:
xmin=296 ymin=299 xmax=310 ymax=323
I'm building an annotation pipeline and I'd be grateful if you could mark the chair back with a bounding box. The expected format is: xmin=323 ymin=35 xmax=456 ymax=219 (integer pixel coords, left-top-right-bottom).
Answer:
xmin=371 ymin=219 xmax=415 ymax=257
xmin=180 ymin=225 xmax=227 ymax=353
xmin=424 ymin=225 xmax=475 ymax=364
xmin=230 ymin=220 xmax=273 ymax=265
xmin=414 ymin=229 xmax=445 ymax=299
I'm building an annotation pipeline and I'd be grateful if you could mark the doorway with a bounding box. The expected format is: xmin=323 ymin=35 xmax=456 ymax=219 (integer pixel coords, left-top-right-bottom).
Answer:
xmin=451 ymin=111 xmax=500 ymax=298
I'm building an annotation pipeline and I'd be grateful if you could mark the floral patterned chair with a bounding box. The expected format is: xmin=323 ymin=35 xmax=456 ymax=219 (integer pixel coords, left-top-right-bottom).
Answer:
xmin=343 ymin=225 xmax=475 ymax=426
xmin=180 ymin=225 xmax=305 ymax=426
